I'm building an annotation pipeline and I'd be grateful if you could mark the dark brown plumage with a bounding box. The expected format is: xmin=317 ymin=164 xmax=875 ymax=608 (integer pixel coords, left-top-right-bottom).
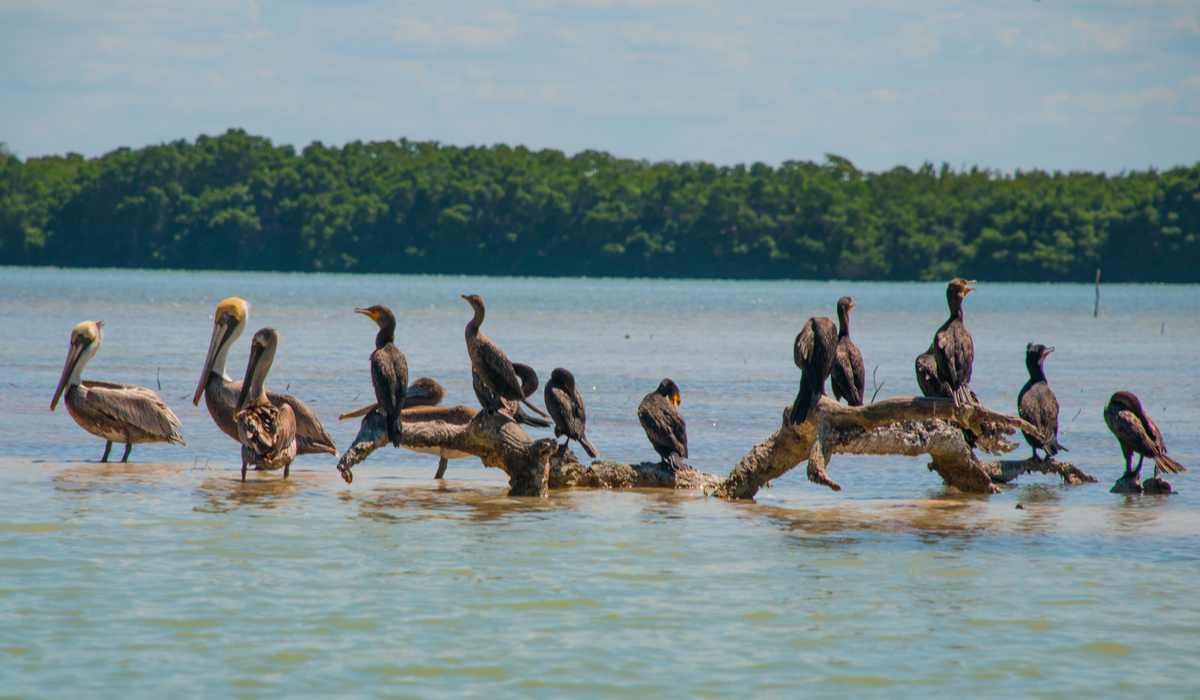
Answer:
xmin=915 ymin=344 xmax=941 ymax=397
xmin=1104 ymin=391 xmax=1187 ymax=479
xmin=791 ymin=316 xmax=838 ymax=425
xmin=545 ymin=368 xmax=599 ymax=459
xmin=830 ymin=297 xmax=865 ymax=406
xmin=638 ymin=379 xmax=687 ymax=471
xmin=461 ymin=294 xmax=549 ymax=419
xmin=472 ymin=367 xmax=552 ymax=428
xmin=235 ymin=328 xmax=297 ymax=481
xmin=356 ymin=305 xmax=409 ymax=448
xmin=1018 ymin=344 xmax=1068 ymax=460
xmin=932 ymin=278 xmax=976 ymax=406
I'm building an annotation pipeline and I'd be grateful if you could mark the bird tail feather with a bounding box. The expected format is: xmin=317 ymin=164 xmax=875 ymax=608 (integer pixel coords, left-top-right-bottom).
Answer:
xmin=1155 ymin=454 xmax=1188 ymax=475
xmin=520 ymin=397 xmax=550 ymax=418
xmin=387 ymin=413 xmax=402 ymax=449
xmin=790 ymin=374 xmax=814 ymax=426
xmin=579 ymin=436 xmax=599 ymax=460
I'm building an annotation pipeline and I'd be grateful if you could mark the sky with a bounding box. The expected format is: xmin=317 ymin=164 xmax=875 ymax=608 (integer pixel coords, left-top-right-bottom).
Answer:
xmin=1 ymin=0 xmax=1197 ymax=173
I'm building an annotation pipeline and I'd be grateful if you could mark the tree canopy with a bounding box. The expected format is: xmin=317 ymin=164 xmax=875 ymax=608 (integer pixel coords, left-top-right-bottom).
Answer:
xmin=2 ymin=129 xmax=1197 ymax=282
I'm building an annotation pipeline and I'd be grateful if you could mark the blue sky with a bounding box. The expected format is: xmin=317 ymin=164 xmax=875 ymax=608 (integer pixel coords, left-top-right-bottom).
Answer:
xmin=1 ymin=0 xmax=1197 ymax=172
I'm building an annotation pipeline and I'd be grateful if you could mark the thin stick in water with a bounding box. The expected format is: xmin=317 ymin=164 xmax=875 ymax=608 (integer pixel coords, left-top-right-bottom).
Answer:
xmin=1094 ymin=269 xmax=1101 ymax=318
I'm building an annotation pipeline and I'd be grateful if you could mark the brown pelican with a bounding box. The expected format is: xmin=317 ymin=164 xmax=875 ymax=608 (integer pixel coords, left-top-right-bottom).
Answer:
xmin=545 ymin=368 xmax=599 ymax=459
xmin=931 ymin=279 xmax=976 ymax=406
xmin=235 ymin=328 xmax=296 ymax=481
xmin=355 ymin=305 xmax=409 ymax=448
xmin=638 ymin=379 xmax=687 ymax=471
xmin=193 ymin=297 xmax=336 ymax=456
xmin=472 ymin=367 xmax=551 ymax=429
xmin=830 ymin=297 xmax=865 ymax=406
xmin=461 ymin=294 xmax=548 ymax=418
xmin=51 ymin=320 xmax=186 ymax=462
xmin=1018 ymin=344 xmax=1068 ymax=461
xmin=1104 ymin=391 xmax=1187 ymax=482
xmin=791 ymin=316 xmax=837 ymax=425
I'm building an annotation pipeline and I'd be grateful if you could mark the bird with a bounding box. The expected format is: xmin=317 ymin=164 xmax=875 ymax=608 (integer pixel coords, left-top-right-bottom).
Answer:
xmin=472 ymin=367 xmax=552 ymax=429
xmin=193 ymin=297 xmax=336 ymax=457
xmin=234 ymin=328 xmax=297 ymax=481
xmin=50 ymin=320 xmax=186 ymax=462
xmin=544 ymin=368 xmax=599 ymax=459
xmin=791 ymin=316 xmax=838 ymax=425
xmin=830 ymin=297 xmax=865 ymax=406
xmin=638 ymin=379 xmax=688 ymax=471
xmin=355 ymin=305 xmax=409 ymax=448
xmin=914 ymin=344 xmax=941 ymax=398
xmin=461 ymin=293 xmax=549 ymax=418
xmin=403 ymin=377 xmax=445 ymax=408
xmin=1104 ymin=391 xmax=1187 ymax=481
xmin=931 ymin=278 xmax=976 ymax=406
xmin=1017 ymin=344 xmax=1068 ymax=461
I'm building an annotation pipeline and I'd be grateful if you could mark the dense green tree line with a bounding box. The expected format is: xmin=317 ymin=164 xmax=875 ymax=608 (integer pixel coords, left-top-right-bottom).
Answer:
xmin=2 ymin=129 xmax=1197 ymax=281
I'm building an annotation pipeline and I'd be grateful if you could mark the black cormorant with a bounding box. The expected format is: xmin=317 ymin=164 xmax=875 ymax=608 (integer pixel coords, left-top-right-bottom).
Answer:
xmin=1104 ymin=391 xmax=1187 ymax=480
xmin=1017 ymin=344 xmax=1068 ymax=461
xmin=545 ymin=368 xmax=599 ymax=459
xmin=461 ymin=294 xmax=549 ymax=418
xmin=830 ymin=297 xmax=865 ymax=406
xmin=638 ymin=379 xmax=688 ymax=471
xmin=931 ymin=278 xmax=976 ymax=406
xmin=791 ymin=316 xmax=838 ymax=424
xmin=355 ymin=305 xmax=409 ymax=448
xmin=472 ymin=367 xmax=552 ymax=428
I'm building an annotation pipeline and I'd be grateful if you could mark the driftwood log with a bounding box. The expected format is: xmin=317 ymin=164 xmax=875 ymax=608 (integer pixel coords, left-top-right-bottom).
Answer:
xmin=337 ymin=394 xmax=1097 ymax=498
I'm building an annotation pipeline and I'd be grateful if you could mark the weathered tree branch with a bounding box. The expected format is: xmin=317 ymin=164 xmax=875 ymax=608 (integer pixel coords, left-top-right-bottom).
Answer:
xmin=981 ymin=456 xmax=1099 ymax=485
xmin=336 ymin=407 xmax=558 ymax=497
xmin=548 ymin=448 xmax=722 ymax=490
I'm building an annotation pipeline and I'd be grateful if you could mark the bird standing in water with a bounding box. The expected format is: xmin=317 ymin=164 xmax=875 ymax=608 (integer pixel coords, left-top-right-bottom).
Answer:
xmin=544 ymin=368 xmax=599 ymax=459
xmin=931 ymin=279 xmax=976 ymax=406
xmin=355 ymin=305 xmax=409 ymax=448
xmin=193 ymin=297 xmax=335 ymax=457
xmin=638 ymin=379 xmax=688 ymax=471
xmin=1104 ymin=391 xmax=1187 ymax=483
xmin=51 ymin=320 xmax=186 ymax=462
xmin=235 ymin=328 xmax=297 ymax=481
xmin=791 ymin=316 xmax=838 ymax=425
xmin=461 ymin=294 xmax=548 ymax=418
xmin=1017 ymin=344 xmax=1068 ymax=461
xmin=830 ymin=297 xmax=865 ymax=406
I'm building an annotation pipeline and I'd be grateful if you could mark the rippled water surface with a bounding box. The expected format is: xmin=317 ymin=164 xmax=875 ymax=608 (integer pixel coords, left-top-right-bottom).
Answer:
xmin=2 ymin=268 xmax=1198 ymax=698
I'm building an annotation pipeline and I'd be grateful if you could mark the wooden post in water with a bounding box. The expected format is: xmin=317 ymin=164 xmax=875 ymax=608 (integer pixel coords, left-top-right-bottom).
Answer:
xmin=1094 ymin=269 xmax=1101 ymax=318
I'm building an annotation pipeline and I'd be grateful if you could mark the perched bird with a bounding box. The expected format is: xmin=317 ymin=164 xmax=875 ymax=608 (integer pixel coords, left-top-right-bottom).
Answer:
xmin=1104 ymin=391 xmax=1187 ymax=480
xmin=461 ymin=294 xmax=548 ymax=418
xmin=235 ymin=328 xmax=297 ymax=481
xmin=914 ymin=344 xmax=941 ymax=397
xmin=403 ymin=377 xmax=445 ymax=408
xmin=931 ymin=278 xmax=976 ymax=406
xmin=638 ymin=379 xmax=688 ymax=471
xmin=830 ymin=297 xmax=865 ymax=406
xmin=193 ymin=297 xmax=336 ymax=456
xmin=51 ymin=320 xmax=186 ymax=462
xmin=472 ymin=367 xmax=552 ymax=429
xmin=544 ymin=368 xmax=599 ymax=459
xmin=355 ymin=305 xmax=409 ymax=448
xmin=791 ymin=316 xmax=838 ymax=425
xmin=1017 ymin=344 xmax=1068 ymax=461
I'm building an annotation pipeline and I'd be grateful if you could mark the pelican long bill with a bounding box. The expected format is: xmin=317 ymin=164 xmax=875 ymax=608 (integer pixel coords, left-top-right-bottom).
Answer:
xmin=194 ymin=315 xmax=238 ymax=406
xmin=52 ymin=322 xmax=102 ymax=411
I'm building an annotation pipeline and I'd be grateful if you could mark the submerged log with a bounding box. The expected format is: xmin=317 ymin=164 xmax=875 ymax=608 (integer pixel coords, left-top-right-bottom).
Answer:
xmin=336 ymin=408 xmax=558 ymax=497
xmin=549 ymin=448 xmax=722 ymax=490
xmin=713 ymin=395 xmax=1095 ymax=500
xmin=981 ymin=456 xmax=1099 ymax=486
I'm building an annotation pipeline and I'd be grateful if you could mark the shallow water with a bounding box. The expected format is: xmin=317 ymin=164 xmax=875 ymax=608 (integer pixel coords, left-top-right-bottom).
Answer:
xmin=1 ymin=267 xmax=1198 ymax=698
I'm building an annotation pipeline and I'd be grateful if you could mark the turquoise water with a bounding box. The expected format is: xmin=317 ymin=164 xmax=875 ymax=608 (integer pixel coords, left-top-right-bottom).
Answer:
xmin=1 ymin=267 xmax=1198 ymax=698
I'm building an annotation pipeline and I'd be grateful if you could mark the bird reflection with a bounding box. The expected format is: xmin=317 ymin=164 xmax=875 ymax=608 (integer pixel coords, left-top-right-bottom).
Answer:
xmin=355 ymin=485 xmax=562 ymax=525
xmin=194 ymin=473 xmax=302 ymax=513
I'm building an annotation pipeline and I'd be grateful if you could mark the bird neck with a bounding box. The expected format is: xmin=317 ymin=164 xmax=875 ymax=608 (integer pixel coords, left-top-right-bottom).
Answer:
xmin=837 ymin=308 xmax=851 ymax=338
xmin=1025 ymin=360 xmax=1047 ymax=383
xmin=68 ymin=345 xmax=96 ymax=387
xmin=375 ymin=326 xmax=394 ymax=350
xmin=948 ymin=295 xmax=964 ymax=321
xmin=465 ymin=306 xmax=484 ymax=337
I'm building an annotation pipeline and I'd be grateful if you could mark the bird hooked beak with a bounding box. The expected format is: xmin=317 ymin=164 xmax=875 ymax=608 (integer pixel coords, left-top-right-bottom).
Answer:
xmin=849 ymin=298 xmax=858 ymax=310
xmin=234 ymin=341 xmax=266 ymax=414
xmin=962 ymin=281 xmax=977 ymax=295
xmin=354 ymin=307 xmax=379 ymax=321
xmin=194 ymin=312 xmax=239 ymax=406
xmin=1042 ymin=346 xmax=1055 ymax=359
xmin=52 ymin=321 xmax=103 ymax=411
xmin=671 ymin=392 xmax=681 ymax=407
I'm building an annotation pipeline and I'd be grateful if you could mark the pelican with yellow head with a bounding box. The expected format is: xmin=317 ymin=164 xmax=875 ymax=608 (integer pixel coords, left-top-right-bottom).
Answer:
xmin=51 ymin=320 xmax=186 ymax=462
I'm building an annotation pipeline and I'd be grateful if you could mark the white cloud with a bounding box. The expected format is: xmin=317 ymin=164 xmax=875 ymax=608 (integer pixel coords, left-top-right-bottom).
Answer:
xmin=1071 ymin=18 xmax=1137 ymax=53
xmin=998 ymin=28 xmax=1020 ymax=45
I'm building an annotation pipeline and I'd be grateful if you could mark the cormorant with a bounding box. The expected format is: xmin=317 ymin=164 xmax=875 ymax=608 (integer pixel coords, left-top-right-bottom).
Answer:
xmin=791 ymin=316 xmax=838 ymax=424
xmin=830 ymin=297 xmax=865 ymax=406
xmin=1104 ymin=391 xmax=1187 ymax=480
xmin=472 ymin=367 xmax=552 ymax=429
xmin=931 ymin=278 xmax=976 ymax=406
xmin=235 ymin=328 xmax=297 ymax=481
xmin=638 ymin=379 xmax=688 ymax=471
xmin=461 ymin=294 xmax=548 ymax=418
xmin=544 ymin=368 xmax=599 ymax=459
xmin=1017 ymin=344 xmax=1068 ymax=461
xmin=915 ymin=344 xmax=941 ymax=397
xmin=403 ymin=377 xmax=445 ymax=408
xmin=193 ymin=297 xmax=336 ymax=456
xmin=355 ymin=305 xmax=409 ymax=448
xmin=51 ymin=320 xmax=186 ymax=462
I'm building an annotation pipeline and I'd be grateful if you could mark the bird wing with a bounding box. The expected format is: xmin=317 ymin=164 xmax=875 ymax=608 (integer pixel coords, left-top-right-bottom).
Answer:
xmin=1018 ymin=383 xmax=1057 ymax=443
xmin=794 ymin=320 xmax=814 ymax=369
xmin=934 ymin=328 xmax=959 ymax=386
xmin=545 ymin=384 xmax=571 ymax=435
xmin=476 ymin=334 xmax=525 ymax=396
xmin=639 ymin=397 xmax=687 ymax=458
xmin=371 ymin=346 xmax=409 ymax=417
xmin=276 ymin=404 xmax=297 ymax=458
xmin=267 ymin=391 xmax=337 ymax=455
xmin=832 ymin=339 xmax=864 ymax=405
xmin=570 ymin=387 xmax=588 ymax=428
xmin=81 ymin=382 xmax=185 ymax=445
xmin=1141 ymin=412 xmax=1168 ymax=455
xmin=1108 ymin=407 xmax=1155 ymax=455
